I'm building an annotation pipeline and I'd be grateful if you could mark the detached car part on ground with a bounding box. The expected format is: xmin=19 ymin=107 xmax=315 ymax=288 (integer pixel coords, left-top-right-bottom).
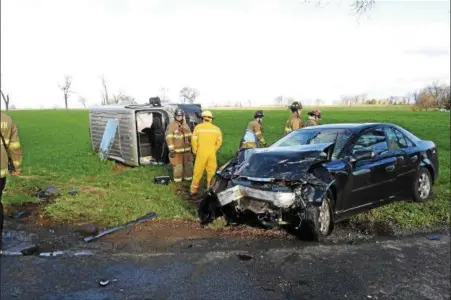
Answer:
xmin=198 ymin=123 xmax=439 ymax=241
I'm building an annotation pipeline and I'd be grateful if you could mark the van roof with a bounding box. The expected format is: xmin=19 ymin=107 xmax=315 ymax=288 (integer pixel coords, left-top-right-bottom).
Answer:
xmin=89 ymin=103 xmax=202 ymax=113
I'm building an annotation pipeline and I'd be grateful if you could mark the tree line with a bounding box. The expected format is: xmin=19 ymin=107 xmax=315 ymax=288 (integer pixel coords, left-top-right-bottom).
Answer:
xmin=1 ymin=74 xmax=447 ymax=111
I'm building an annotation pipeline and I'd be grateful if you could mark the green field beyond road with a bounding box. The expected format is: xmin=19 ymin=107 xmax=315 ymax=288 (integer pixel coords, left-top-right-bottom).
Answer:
xmin=3 ymin=106 xmax=450 ymax=228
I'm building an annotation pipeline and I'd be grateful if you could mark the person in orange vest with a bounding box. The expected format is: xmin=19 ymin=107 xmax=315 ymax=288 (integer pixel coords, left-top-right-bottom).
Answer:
xmin=190 ymin=110 xmax=222 ymax=198
xmin=165 ymin=108 xmax=193 ymax=183
xmin=304 ymin=109 xmax=322 ymax=127
xmin=284 ymin=101 xmax=303 ymax=134
xmin=1 ymin=111 xmax=23 ymax=251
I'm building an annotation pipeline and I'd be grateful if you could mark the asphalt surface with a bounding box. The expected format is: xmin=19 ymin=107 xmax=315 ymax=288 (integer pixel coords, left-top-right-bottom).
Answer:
xmin=1 ymin=233 xmax=450 ymax=300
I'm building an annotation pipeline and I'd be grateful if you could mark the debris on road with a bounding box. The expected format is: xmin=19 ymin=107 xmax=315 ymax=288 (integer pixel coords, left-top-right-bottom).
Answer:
xmin=9 ymin=211 xmax=30 ymax=219
xmin=39 ymin=251 xmax=65 ymax=257
xmin=2 ymin=230 xmax=38 ymax=256
xmin=75 ymin=224 xmax=99 ymax=237
xmin=2 ymin=243 xmax=38 ymax=256
xmin=84 ymin=212 xmax=159 ymax=242
xmin=237 ymin=254 xmax=253 ymax=261
xmin=39 ymin=250 xmax=94 ymax=257
xmin=426 ymin=235 xmax=441 ymax=240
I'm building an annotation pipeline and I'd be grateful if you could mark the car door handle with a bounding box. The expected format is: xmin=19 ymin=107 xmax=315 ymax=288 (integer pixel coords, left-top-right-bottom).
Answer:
xmin=385 ymin=164 xmax=395 ymax=172
xmin=411 ymin=155 xmax=418 ymax=162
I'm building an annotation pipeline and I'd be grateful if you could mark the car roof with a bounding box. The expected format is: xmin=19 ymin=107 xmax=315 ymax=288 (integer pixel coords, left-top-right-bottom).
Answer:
xmin=302 ymin=123 xmax=392 ymax=131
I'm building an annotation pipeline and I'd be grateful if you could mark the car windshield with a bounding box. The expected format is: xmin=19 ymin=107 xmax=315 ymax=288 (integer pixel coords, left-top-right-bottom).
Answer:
xmin=270 ymin=128 xmax=353 ymax=158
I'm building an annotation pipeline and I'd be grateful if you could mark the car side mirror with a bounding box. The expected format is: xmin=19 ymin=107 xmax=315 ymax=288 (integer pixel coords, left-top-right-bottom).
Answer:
xmin=350 ymin=149 xmax=375 ymax=163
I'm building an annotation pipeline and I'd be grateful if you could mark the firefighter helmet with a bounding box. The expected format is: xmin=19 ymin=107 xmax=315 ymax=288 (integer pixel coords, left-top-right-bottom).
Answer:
xmin=201 ymin=110 xmax=214 ymax=119
xmin=289 ymin=101 xmax=303 ymax=112
xmin=174 ymin=108 xmax=185 ymax=117
xmin=254 ymin=110 xmax=264 ymax=118
xmin=308 ymin=108 xmax=321 ymax=119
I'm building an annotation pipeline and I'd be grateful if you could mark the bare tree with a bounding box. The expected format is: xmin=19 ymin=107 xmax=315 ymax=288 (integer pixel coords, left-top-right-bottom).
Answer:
xmin=109 ymin=90 xmax=136 ymax=105
xmin=427 ymin=81 xmax=450 ymax=108
xmin=119 ymin=95 xmax=137 ymax=105
xmin=340 ymin=95 xmax=354 ymax=106
xmin=58 ymin=75 xmax=73 ymax=109
xmin=0 ymin=90 xmax=10 ymax=111
xmin=78 ymin=96 xmax=87 ymax=108
xmin=179 ymin=87 xmax=200 ymax=104
xmin=285 ymin=97 xmax=295 ymax=106
xmin=100 ymin=75 xmax=109 ymax=106
xmin=159 ymin=87 xmax=170 ymax=104
xmin=359 ymin=93 xmax=368 ymax=104
xmin=274 ymin=95 xmax=283 ymax=106
xmin=411 ymin=82 xmax=451 ymax=110
xmin=109 ymin=90 xmax=124 ymax=104
xmin=302 ymin=0 xmax=375 ymax=15
xmin=1 ymin=74 xmax=11 ymax=111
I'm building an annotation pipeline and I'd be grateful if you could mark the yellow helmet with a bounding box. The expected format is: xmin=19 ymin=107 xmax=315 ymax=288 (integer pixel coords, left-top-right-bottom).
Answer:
xmin=201 ymin=110 xmax=214 ymax=119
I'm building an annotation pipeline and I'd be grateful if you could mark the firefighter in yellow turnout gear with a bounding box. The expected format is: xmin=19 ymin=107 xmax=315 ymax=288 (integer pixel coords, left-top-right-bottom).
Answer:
xmin=190 ymin=111 xmax=222 ymax=197
xmin=284 ymin=101 xmax=303 ymax=134
xmin=1 ymin=111 xmax=23 ymax=249
xmin=165 ymin=108 xmax=193 ymax=183
xmin=241 ymin=110 xmax=267 ymax=149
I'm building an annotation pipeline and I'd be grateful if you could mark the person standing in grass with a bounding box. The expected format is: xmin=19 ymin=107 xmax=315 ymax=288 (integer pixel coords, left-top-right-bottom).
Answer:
xmin=190 ymin=110 xmax=222 ymax=198
xmin=284 ymin=101 xmax=303 ymax=134
xmin=304 ymin=109 xmax=322 ymax=127
xmin=241 ymin=110 xmax=267 ymax=148
xmin=165 ymin=108 xmax=194 ymax=184
xmin=0 ymin=111 xmax=22 ymax=251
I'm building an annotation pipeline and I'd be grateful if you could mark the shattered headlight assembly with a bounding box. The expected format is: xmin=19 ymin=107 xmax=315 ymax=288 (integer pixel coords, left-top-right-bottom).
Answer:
xmin=302 ymin=185 xmax=315 ymax=203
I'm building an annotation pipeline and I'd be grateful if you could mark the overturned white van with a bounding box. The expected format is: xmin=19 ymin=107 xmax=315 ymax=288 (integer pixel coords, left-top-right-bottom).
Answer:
xmin=88 ymin=102 xmax=202 ymax=167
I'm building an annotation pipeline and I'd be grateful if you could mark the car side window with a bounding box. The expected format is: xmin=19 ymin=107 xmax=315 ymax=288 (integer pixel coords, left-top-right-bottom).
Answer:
xmin=385 ymin=127 xmax=412 ymax=150
xmin=352 ymin=128 xmax=389 ymax=156
xmin=395 ymin=129 xmax=414 ymax=147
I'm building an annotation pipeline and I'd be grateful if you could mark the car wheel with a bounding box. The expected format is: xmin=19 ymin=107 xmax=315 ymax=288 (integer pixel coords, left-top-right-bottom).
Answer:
xmin=412 ymin=167 xmax=433 ymax=203
xmin=301 ymin=194 xmax=333 ymax=242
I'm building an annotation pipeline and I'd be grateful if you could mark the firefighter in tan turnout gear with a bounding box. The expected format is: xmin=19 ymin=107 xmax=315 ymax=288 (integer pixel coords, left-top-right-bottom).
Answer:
xmin=284 ymin=101 xmax=303 ymax=134
xmin=304 ymin=109 xmax=322 ymax=127
xmin=1 ymin=111 xmax=23 ymax=250
xmin=165 ymin=108 xmax=193 ymax=183
xmin=241 ymin=110 xmax=267 ymax=149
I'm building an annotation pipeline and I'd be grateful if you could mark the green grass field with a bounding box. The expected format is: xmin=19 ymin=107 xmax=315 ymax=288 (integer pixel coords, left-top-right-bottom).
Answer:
xmin=3 ymin=106 xmax=450 ymax=229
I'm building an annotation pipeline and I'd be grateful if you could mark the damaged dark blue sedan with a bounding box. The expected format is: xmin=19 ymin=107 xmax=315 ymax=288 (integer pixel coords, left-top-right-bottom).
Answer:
xmin=198 ymin=123 xmax=439 ymax=241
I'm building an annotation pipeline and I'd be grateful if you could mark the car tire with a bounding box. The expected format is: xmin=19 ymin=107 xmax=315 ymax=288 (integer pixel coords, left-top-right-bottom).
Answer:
xmin=412 ymin=167 xmax=433 ymax=203
xmin=300 ymin=193 xmax=333 ymax=242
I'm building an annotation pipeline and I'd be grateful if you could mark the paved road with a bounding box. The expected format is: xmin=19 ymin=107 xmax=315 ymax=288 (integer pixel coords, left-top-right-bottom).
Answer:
xmin=1 ymin=234 xmax=450 ymax=300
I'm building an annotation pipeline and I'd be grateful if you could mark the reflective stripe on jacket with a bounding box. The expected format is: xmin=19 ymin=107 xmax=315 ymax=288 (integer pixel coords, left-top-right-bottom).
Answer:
xmin=1 ymin=112 xmax=22 ymax=177
xmin=165 ymin=120 xmax=192 ymax=153
xmin=191 ymin=122 xmax=222 ymax=154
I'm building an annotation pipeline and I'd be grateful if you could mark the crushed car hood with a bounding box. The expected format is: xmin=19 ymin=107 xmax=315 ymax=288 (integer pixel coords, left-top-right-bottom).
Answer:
xmin=233 ymin=143 xmax=333 ymax=182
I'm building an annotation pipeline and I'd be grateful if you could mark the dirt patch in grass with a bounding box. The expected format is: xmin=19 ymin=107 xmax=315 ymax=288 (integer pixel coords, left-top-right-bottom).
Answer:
xmin=78 ymin=185 xmax=106 ymax=195
xmin=113 ymin=163 xmax=130 ymax=172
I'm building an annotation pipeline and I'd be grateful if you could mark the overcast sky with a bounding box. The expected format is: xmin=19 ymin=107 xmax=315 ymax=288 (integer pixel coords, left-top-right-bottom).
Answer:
xmin=1 ymin=0 xmax=450 ymax=108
